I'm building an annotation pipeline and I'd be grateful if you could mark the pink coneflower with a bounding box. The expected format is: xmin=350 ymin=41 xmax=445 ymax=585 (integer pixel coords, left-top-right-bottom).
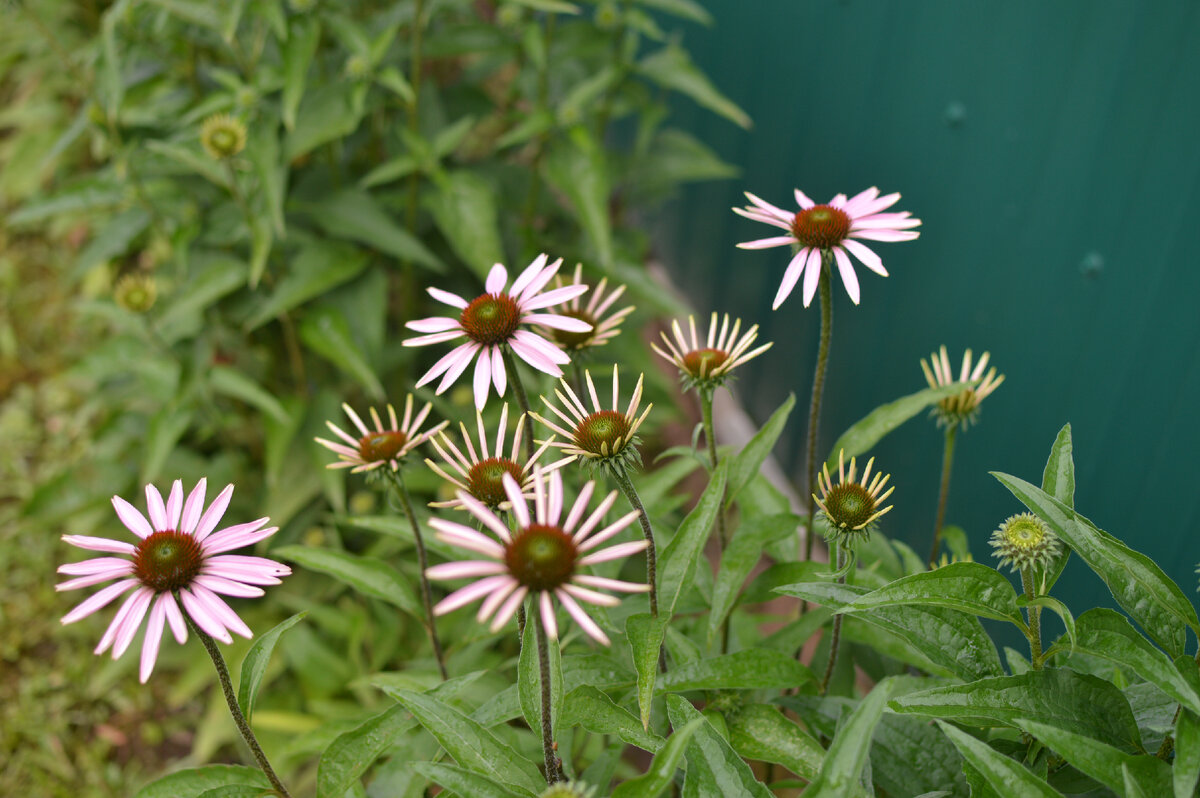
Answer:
xmin=403 ymin=254 xmax=593 ymax=410
xmin=652 ymin=312 xmax=773 ymax=392
xmin=426 ymin=403 xmax=575 ymax=510
xmin=531 ymin=365 xmax=651 ymax=470
xmin=538 ymin=263 xmax=635 ymax=354
xmin=735 ymin=187 xmax=921 ymax=309
xmin=58 ymin=479 xmax=290 ymax=682
xmin=426 ymin=467 xmax=649 ymax=645
xmin=315 ymin=395 xmax=447 ymax=473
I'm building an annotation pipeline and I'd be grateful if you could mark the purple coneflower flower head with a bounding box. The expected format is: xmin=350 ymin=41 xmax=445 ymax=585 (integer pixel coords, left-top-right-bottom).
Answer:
xmin=651 ymin=312 xmax=773 ymax=393
xmin=403 ymin=254 xmax=593 ymax=409
xmin=426 ymin=467 xmax=649 ymax=645
xmin=735 ymin=187 xmax=921 ymax=309
xmin=315 ymin=394 xmax=447 ymax=473
xmin=537 ymin=263 xmax=635 ymax=354
xmin=58 ymin=479 xmax=290 ymax=683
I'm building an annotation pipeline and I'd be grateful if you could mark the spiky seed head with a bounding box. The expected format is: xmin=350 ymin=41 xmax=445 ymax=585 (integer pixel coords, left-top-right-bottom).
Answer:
xmin=989 ymin=513 xmax=1061 ymax=573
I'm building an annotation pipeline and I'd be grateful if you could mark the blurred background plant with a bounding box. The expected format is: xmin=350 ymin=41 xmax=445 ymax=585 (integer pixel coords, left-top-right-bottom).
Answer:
xmin=1 ymin=0 xmax=745 ymax=793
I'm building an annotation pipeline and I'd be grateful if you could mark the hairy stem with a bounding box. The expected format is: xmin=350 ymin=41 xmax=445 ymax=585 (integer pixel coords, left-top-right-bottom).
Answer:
xmin=701 ymin=388 xmax=733 ymax=653
xmin=1021 ymin=568 xmax=1043 ymax=668
xmin=501 ymin=346 xmax=537 ymax=461
xmin=535 ymin=614 xmax=562 ymax=783
xmin=610 ymin=464 xmax=658 ymax=617
xmin=819 ymin=542 xmax=846 ymax=694
xmin=803 ymin=258 xmax=834 ymax=565
xmin=389 ymin=470 xmax=449 ymax=679
xmin=185 ymin=614 xmax=291 ymax=797
xmin=928 ymin=423 xmax=959 ymax=565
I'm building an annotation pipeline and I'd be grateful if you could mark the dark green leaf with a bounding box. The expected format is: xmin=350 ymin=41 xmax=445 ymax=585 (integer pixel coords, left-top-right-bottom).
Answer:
xmin=666 ymin=695 xmax=772 ymax=798
xmin=274 ymin=546 xmax=419 ymax=616
xmin=936 ymin=721 xmax=1064 ymax=798
xmin=244 ymin=242 xmax=370 ymax=330
xmin=708 ymin=514 xmax=795 ymax=645
xmin=657 ymin=649 xmax=812 ymax=693
xmin=144 ymin=140 xmax=231 ymax=189
xmin=518 ymin=612 xmax=562 ymax=738
xmin=195 ymin=786 xmax=271 ymax=798
xmin=993 ymin=472 xmax=1199 ymax=656
xmin=209 ymin=365 xmax=291 ymax=425
xmin=427 ymin=171 xmax=506 ymax=280
xmin=561 ymin=686 xmax=664 ymax=753
xmin=637 ymin=45 xmax=750 ymax=129
xmin=508 ymin=0 xmax=580 ymax=12
xmin=610 ymin=719 xmax=704 ymax=798
xmin=1019 ymin=595 xmax=1075 ymax=652
xmin=659 ymin=461 xmax=727 ymax=615
xmin=411 ymin=763 xmax=532 ymax=798
xmin=627 ymin=612 xmax=667 ymax=730
xmin=8 ymin=181 xmax=124 ymax=226
xmin=636 ymin=0 xmax=713 ymax=25
xmin=140 ymin=404 xmax=192 ymax=485
xmin=870 ymin=713 xmax=969 ymax=798
xmin=284 ymin=81 xmax=364 ymax=159
xmin=1174 ymin=709 xmax=1200 ymax=798
xmin=155 ymin=255 xmax=246 ymax=340
xmin=134 ymin=766 xmax=269 ymax=798
xmin=296 ymin=189 xmax=441 ymax=270
xmin=845 ymin=562 xmax=1027 ymax=628
xmin=1041 ymin=424 xmax=1075 ymax=589
xmin=803 ymin=679 xmax=895 ymax=797
xmin=825 ymin=382 xmax=973 ymax=467
xmin=725 ymin=393 xmax=794 ymax=509
xmin=891 ymin=668 xmax=1142 ymax=752
xmin=237 ymin=613 xmax=307 ymax=723
xmin=543 ymin=128 xmax=612 ymax=267
xmin=299 ymin=308 xmax=385 ymax=400
xmin=726 ymin=704 xmax=823 ymax=781
xmin=1015 ymin=718 xmax=1170 ymax=795
xmin=248 ymin=123 xmax=287 ymax=240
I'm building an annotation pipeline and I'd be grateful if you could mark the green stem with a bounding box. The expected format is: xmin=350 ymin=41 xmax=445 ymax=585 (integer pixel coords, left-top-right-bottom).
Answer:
xmin=928 ymin=424 xmax=959 ymax=566
xmin=389 ymin=470 xmax=449 ymax=680
xmin=534 ymin=613 xmax=562 ymax=783
xmin=1021 ymin=568 xmax=1043 ymax=668
xmin=500 ymin=346 xmax=537 ymax=462
xmin=803 ymin=257 xmax=834 ymax=565
xmin=185 ymin=614 xmax=292 ymax=797
xmin=819 ymin=542 xmax=846 ymax=694
xmin=610 ymin=464 xmax=658 ymax=617
xmin=1157 ymin=648 xmax=1200 ymax=759
xmin=701 ymin=388 xmax=732 ymax=653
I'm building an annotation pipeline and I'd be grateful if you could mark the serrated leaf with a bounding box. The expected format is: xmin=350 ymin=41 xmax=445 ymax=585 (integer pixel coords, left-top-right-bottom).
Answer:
xmin=610 ymin=719 xmax=704 ymax=798
xmin=659 ymin=461 xmax=727 ymax=615
xmin=561 ymin=685 xmax=664 ymax=753
xmin=1175 ymin=709 xmax=1200 ymax=798
xmin=627 ymin=612 xmax=666 ymax=730
xmin=891 ymin=668 xmax=1142 ymax=751
xmin=209 ymin=365 xmax=291 ymax=425
xmin=237 ymin=613 xmax=306 ymax=724
xmin=726 ymin=704 xmax=823 ymax=781
xmin=637 ymin=45 xmax=750 ymax=129
xmin=274 ymin=546 xmax=419 ymax=616
xmin=1015 ymin=717 xmax=1171 ymax=795
xmin=803 ymin=679 xmax=895 ymax=797
xmin=296 ymin=188 xmax=441 ymax=270
xmin=657 ymin=649 xmax=812 ymax=693
xmin=845 ymin=562 xmax=1027 ymax=628
xmin=518 ymin=612 xmax=563 ymax=739
xmin=392 ymin=689 xmax=545 ymax=794
xmin=936 ymin=721 xmax=1064 ymax=798
xmin=298 ymin=308 xmax=384 ymax=400
xmin=134 ymin=766 xmax=269 ymax=798
xmin=244 ymin=241 xmax=370 ymax=330
xmin=427 ymin=170 xmax=506 ymax=280
xmin=666 ymin=695 xmax=772 ymax=797
xmin=725 ymin=393 xmax=794 ymax=509
xmin=825 ymin=382 xmax=973 ymax=467
xmin=708 ymin=513 xmax=795 ymax=645
xmin=411 ymin=763 xmax=532 ymax=798
xmin=993 ymin=472 xmax=1199 ymax=656
xmin=1041 ymin=424 xmax=1075 ymax=590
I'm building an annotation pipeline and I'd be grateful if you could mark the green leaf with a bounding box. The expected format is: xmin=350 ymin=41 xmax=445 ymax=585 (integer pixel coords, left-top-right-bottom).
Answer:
xmin=890 ymin=668 xmax=1142 ymax=752
xmin=610 ymin=719 xmax=704 ymax=798
xmin=237 ymin=613 xmax=306 ymax=724
xmin=1068 ymin=608 xmax=1200 ymax=715
xmin=144 ymin=140 xmax=233 ymax=189
xmin=707 ymin=514 xmax=795 ymax=645
xmin=636 ymin=0 xmax=713 ymax=25
xmin=935 ymin=721 xmax=1064 ymax=798
xmin=1040 ymin=424 xmax=1075 ymax=590
xmin=993 ymin=472 xmax=1199 ymax=656
xmin=134 ymin=766 xmax=269 ymax=798
xmin=726 ymin=704 xmax=823 ymax=781
xmin=508 ymin=0 xmax=581 ymax=13
xmin=561 ymin=685 xmax=664 ymax=753
xmin=284 ymin=80 xmax=366 ymax=159
xmin=803 ymin=679 xmax=895 ymax=797
xmin=869 ymin=713 xmax=970 ymax=798
xmin=825 ymin=382 xmax=972 ymax=467
xmin=195 ymin=786 xmax=270 ymax=798
xmin=659 ymin=461 xmax=728 ymax=615
xmin=282 ymin=17 xmax=320 ymax=130
xmin=140 ymin=404 xmax=192 ymax=485
xmin=1124 ymin=763 xmax=1150 ymax=798
xmin=657 ymin=649 xmax=813 ymax=693
xmin=8 ymin=180 xmax=125 ymax=226
xmin=411 ymin=763 xmax=532 ymax=798
xmin=298 ymin=308 xmax=384 ymax=400
xmin=426 ymin=171 xmax=506 ymax=280
xmin=637 ymin=45 xmax=750 ymax=129
xmin=627 ymin=612 xmax=667 ymax=730
xmin=845 ymin=562 xmax=1027 ymax=628
xmin=543 ymin=128 xmax=613 ymax=267
xmin=1014 ymin=717 xmax=1171 ymax=795
xmin=392 ymin=689 xmax=545 ymax=794
xmin=631 ymin=128 xmax=738 ymax=199
xmin=1019 ymin=594 xmax=1075 ymax=651
xmin=209 ymin=365 xmax=291 ymax=425
xmin=518 ymin=612 xmax=563 ymax=738
xmin=155 ymin=255 xmax=246 ymax=339
xmin=666 ymin=695 xmax=772 ymax=798
xmin=146 ymin=0 xmax=223 ymax=30
xmin=248 ymin=123 xmax=287 ymax=240
xmin=295 ymin=189 xmax=441 ymax=270
xmin=72 ymin=207 xmax=150 ymax=278
xmin=724 ymin=393 xmax=794 ymax=509
xmin=244 ymin=241 xmax=370 ymax=330
xmin=1174 ymin=709 xmax=1200 ymax=798
xmin=274 ymin=546 xmax=419 ymax=616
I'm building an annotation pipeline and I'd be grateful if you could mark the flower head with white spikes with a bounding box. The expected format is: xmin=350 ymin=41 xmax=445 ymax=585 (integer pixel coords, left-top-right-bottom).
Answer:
xmin=652 ymin=312 xmax=773 ymax=394
xmin=814 ymin=450 xmax=895 ymax=545
xmin=920 ymin=346 xmax=1005 ymax=430
xmin=735 ymin=187 xmax=920 ymax=309
xmin=425 ymin=403 xmax=576 ymax=510
xmin=426 ymin=467 xmax=650 ymax=645
xmin=403 ymin=254 xmax=592 ymax=409
xmin=315 ymin=395 xmax=447 ymax=473
xmin=538 ymin=263 xmax=635 ymax=355
xmin=57 ymin=479 xmax=290 ymax=682
xmin=531 ymin=365 xmax=652 ymax=474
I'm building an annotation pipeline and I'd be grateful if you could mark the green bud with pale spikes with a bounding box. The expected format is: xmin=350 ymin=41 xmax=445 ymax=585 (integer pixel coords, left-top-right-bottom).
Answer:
xmin=989 ymin=513 xmax=1062 ymax=573
xmin=813 ymin=449 xmax=895 ymax=545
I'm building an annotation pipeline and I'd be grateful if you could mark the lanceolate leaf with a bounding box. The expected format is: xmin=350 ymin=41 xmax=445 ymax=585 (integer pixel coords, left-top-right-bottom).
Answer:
xmin=296 ymin=188 xmax=442 ymax=270
xmin=610 ymin=719 xmax=704 ymax=798
xmin=802 ymin=679 xmax=895 ymax=798
xmin=666 ymin=696 xmax=773 ymax=798
xmin=244 ymin=241 xmax=370 ymax=330
xmin=724 ymin=394 xmax=795 ymax=509
xmin=561 ymin=686 xmax=665 ymax=753
xmin=298 ymin=307 xmax=385 ymax=400
xmin=1174 ymin=709 xmax=1200 ymax=798
xmin=891 ymin=668 xmax=1142 ymax=752
xmin=824 ymin=382 xmax=970 ymax=467
xmin=726 ymin=704 xmax=823 ymax=781
xmin=134 ymin=767 xmax=268 ymax=798
xmin=708 ymin=513 xmax=796 ymax=645
xmin=411 ymin=763 xmax=533 ymax=798
xmin=659 ymin=462 xmax=728 ymax=616
xmin=427 ymin=170 xmax=506 ymax=280
xmin=844 ymin=562 xmax=1028 ymax=629
xmin=518 ymin=612 xmax=563 ymax=738
xmin=543 ymin=128 xmax=613 ymax=268
xmin=935 ymin=721 xmax=1064 ymax=798
xmin=237 ymin=612 xmax=306 ymax=723
xmin=627 ymin=612 xmax=667 ymax=729
xmin=657 ymin=649 xmax=812 ymax=693
xmin=869 ymin=713 xmax=970 ymax=798
xmin=993 ymin=472 xmax=1199 ymax=657
xmin=274 ymin=546 xmax=420 ymax=616
xmin=1014 ymin=718 xmax=1171 ymax=795
xmin=637 ymin=44 xmax=751 ymax=129
xmin=1040 ymin=424 xmax=1074 ymax=590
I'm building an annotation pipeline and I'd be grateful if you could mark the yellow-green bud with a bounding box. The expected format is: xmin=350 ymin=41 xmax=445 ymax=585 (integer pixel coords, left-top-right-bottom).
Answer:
xmin=989 ymin=513 xmax=1062 ymax=573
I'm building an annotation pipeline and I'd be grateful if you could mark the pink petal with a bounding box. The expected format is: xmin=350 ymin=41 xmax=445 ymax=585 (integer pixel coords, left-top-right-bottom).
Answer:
xmin=517 ymin=256 xmax=564 ymax=301
xmin=139 ymin=596 xmax=169 ymax=682
xmin=490 ymin=347 xmax=506 ymax=398
xmin=181 ymin=479 xmax=207 ymax=535
xmin=562 ymin=481 xmax=596 ymax=533
xmin=95 ymin=588 xmax=145 ymax=655
xmin=489 ymin=586 xmax=528 ymax=632
xmin=509 ymin=253 xmax=551 ymax=299
xmin=162 ymin=593 xmax=188 ymax=643
xmin=561 ymin=583 xmax=621 ymax=607
xmin=851 ymin=229 xmax=920 ymax=243
xmin=771 ymin=247 xmax=809 ymax=311
xmin=850 ymin=191 xmax=901 ymax=218
xmin=512 ymin=330 xmax=570 ymax=366
xmin=556 ymin=589 xmax=608 ymax=645
xmin=194 ymin=574 xmax=266 ymax=598
xmin=578 ymin=539 xmax=650 ymax=566
xmin=733 ymin=205 xmax=792 ymax=230
xmin=573 ymin=574 xmax=651 ymax=593
xmin=434 ymin=575 xmax=514 ymax=615
xmin=833 ymin=246 xmax=861 ymax=305
xmin=165 ymin=480 xmax=183 ymax=530
xmin=61 ymin=535 xmax=136 ymax=555
xmin=202 ymin=520 xmax=276 ymax=555
xmin=179 ymin=588 xmax=233 ymax=644
xmin=191 ymin=585 xmax=253 ymax=639
xmin=473 ymin=348 xmax=493 ymax=410
xmin=406 ymin=316 xmax=462 ymax=333
xmin=841 ymin=186 xmax=880 ymax=217
xmin=112 ymin=587 xmax=154 ymax=659
xmin=145 ymin=484 xmax=168 ymax=530
xmin=429 ymin=520 xmax=507 ymax=558
xmin=485 ymin=263 xmax=509 ymax=294
xmin=574 ymin=490 xmax=620 ymax=544
xmin=435 ymin=344 xmax=481 ymax=395
xmin=112 ymin=495 xmax=153 ymax=539
xmin=539 ymin=591 xmax=558 ymax=640
xmin=520 ymin=284 xmax=588 ymax=311
xmin=454 ymin=492 xmax=512 ymax=542
xmin=744 ymin=191 xmax=795 ymax=221
xmin=801 ymin=247 xmax=823 ymax=308
xmin=426 ymin=561 xmax=507 ymax=579
xmin=58 ymin=557 xmax=135 ymax=577
xmin=502 ymin=473 xmax=530 ymax=527
xmin=737 ymin=236 xmax=797 ymax=250
xmin=793 ymin=188 xmax=816 ymax=210
xmin=522 ymin=313 xmax=592 ymax=332
xmin=508 ymin=338 xmax=561 ymax=376
xmin=842 ymin=239 xmax=888 ymax=276
xmin=404 ymin=330 xmax=467 ymax=347
xmin=415 ymin=341 xmax=476 ymax=387
xmin=61 ymin=578 xmax=138 ymax=624
xmin=476 ymin=578 xmax=519 ymax=622
xmin=56 ymin=571 xmax=136 ymax=591
xmin=194 ymin=484 xmax=234 ymax=542
xmin=547 ymin=470 xmax=564 ymax=526
xmin=577 ymin=509 xmax=641 ymax=552
xmin=428 ymin=286 xmax=469 ymax=309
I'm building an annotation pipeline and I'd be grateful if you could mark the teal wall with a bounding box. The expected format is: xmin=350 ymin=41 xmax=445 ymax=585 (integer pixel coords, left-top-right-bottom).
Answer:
xmin=657 ymin=1 xmax=1200 ymax=621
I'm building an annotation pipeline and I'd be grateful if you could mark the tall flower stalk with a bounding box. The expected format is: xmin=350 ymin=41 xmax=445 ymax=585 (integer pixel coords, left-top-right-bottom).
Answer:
xmin=804 ymin=261 xmax=833 ymax=563
xmin=990 ymin=513 xmax=1061 ymax=669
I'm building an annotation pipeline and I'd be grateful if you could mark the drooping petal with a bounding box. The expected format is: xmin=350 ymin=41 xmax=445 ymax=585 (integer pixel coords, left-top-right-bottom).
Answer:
xmin=539 ymin=591 xmax=558 ymax=640
xmin=801 ymin=247 xmax=823 ymax=308
xmin=556 ymin=589 xmax=608 ymax=645
xmin=433 ymin=575 xmax=514 ymax=615
xmin=139 ymin=596 xmax=169 ymax=682
xmin=491 ymin=346 xmax=506 ymax=397
xmin=111 ymin=587 xmax=154 ymax=660
xmin=58 ymin=557 xmax=135 ymax=577
xmin=179 ymin=588 xmax=233 ymax=644
xmin=191 ymin=585 xmax=253 ymax=639
xmin=842 ymin=239 xmax=888 ymax=276
xmin=772 ymin=247 xmax=809 ymax=310
xmin=435 ymin=344 xmax=481 ymax=395
xmin=162 ymin=593 xmax=188 ymax=643
xmin=61 ymin=578 xmax=139 ymax=624
xmin=833 ymin=246 xmax=861 ymax=305
xmin=473 ymin=348 xmax=493 ymax=410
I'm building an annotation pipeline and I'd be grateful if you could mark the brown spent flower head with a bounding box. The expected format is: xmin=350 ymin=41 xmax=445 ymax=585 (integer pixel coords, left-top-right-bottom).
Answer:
xmin=652 ymin=312 xmax=772 ymax=392
xmin=989 ymin=513 xmax=1062 ymax=573
xmin=532 ymin=365 xmax=651 ymax=471
xmin=921 ymin=345 xmax=1005 ymax=429
xmin=814 ymin=450 xmax=894 ymax=543
xmin=539 ymin=263 xmax=635 ymax=353
xmin=315 ymin=395 xmax=447 ymax=473
xmin=200 ymin=113 xmax=247 ymax=160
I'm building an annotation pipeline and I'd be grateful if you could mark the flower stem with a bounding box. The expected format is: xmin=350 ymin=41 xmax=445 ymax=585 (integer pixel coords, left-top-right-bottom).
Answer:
xmin=534 ymin=614 xmax=562 ymax=784
xmin=803 ymin=257 xmax=834 ymax=565
xmin=699 ymin=388 xmax=728 ymax=549
xmin=185 ymin=614 xmax=291 ymax=797
xmin=819 ymin=541 xmax=846 ymax=694
xmin=610 ymin=464 xmax=658 ymax=617
xmin=928 ymin=423 xmax=959 ymax=566
xmin=389 ymin=470 xmax=449 ymax=680
xmin=501 ymin=346 xmax=537 ymax=462
xmin=1021 ymin=567 xmax=1043 ymax=668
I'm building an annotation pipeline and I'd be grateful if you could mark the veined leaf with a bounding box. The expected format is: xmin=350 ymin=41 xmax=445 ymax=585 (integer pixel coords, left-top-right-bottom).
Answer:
xmin=726 ymin=704 xmax=823 ymax=781
xmin=657 ymin=649 xmax=812 ymax=694
xmin=708 ymin=513 xmax=795 ymax=645
xmin=844 ymin=562 xmax=1026 ymax=628
xmin=659 ymin=461 xmax=727 ymax=615
xmin=298 ymin=308 xmax=385 ymax=400
xmin=412 ymin=763 xmax=533 ymax=798
xmin=666 ymin=695 xmax=772 ymax=797
xmin=627 ymin=612 xmax=667 ymax=730
xmin=936 ymin=721 xmax=1064 ymax=798
xmin=295 ymin=188 xmax=441 ymax=270
xmin=561 ymin=686 xmax=664 ymax=753
xmin=134 ymin=766 xmax=268 ymax=798
xmin=209 ymin=366 xmax=291 ymax=425
xmin=518 ymin=613 xmax=563 ymax=738
xmin=637 ymin=45 xmax=750 ymax=129
xmin=280 ymin=17 xmax=317 ymax=127
xmin=825 ymin=382 xmax=973 ymax=468
xmin=426 ymin=170 xmax=506 ymax=280
xmin=543 ymin=128 xmax=612 ymax=268
xmin=725 ymin=393 xmax=794 ymax=509
xmin=802 ymin=679 xmax=895 ymax=797
xmin=1040 ymin=424 xmax=1074 ymax=590
xmin=274 ymin=546 xmax=419 ymax=616
xmin=244 ymin=241 xmax=370 ymax=330
xmin=1015 ymin=718 xmax=1170 ymax=795
xmin=1175 ymin=709 xmax=1200 ymax=798
xmin=237 ymin=613 xmax=306 ymax=723
xmin=610 ymin=719 xmax=704 ymax=798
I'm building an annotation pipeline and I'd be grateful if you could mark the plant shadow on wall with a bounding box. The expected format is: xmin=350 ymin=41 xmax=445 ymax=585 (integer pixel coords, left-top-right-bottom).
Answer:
xmin=8 ymin=1 xmax=1200 ymax=797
